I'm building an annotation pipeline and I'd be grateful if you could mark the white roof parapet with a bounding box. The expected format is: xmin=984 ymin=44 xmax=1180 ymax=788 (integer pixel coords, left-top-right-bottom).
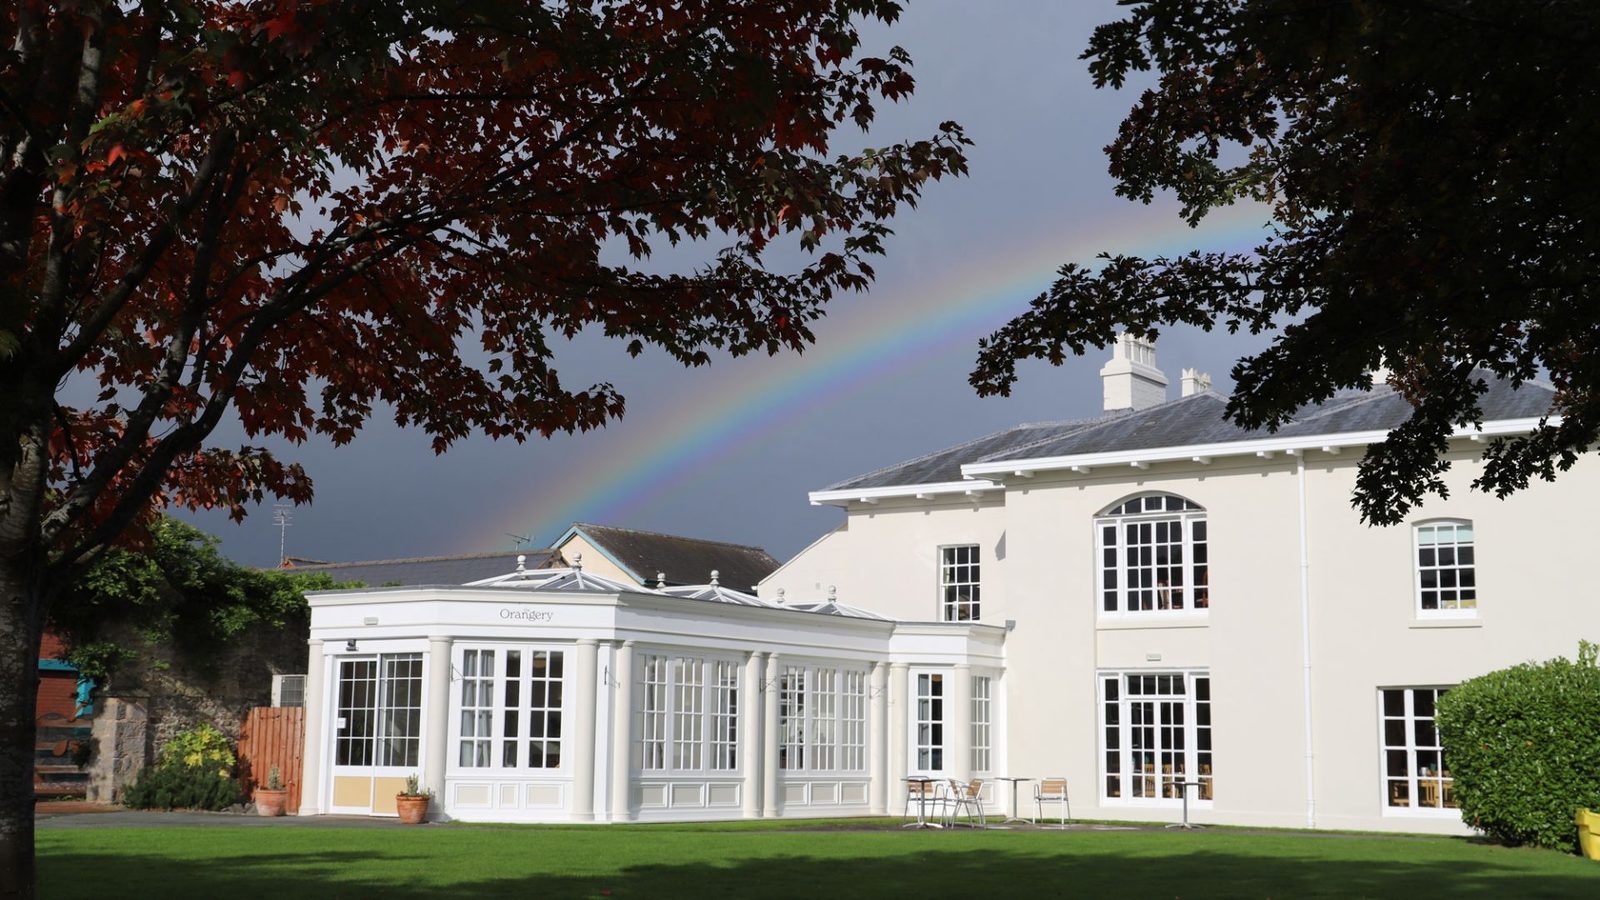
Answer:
xmin=959 ymin=416 xmax=1552 ymax=481
xmin=809 ymin=479 xmax=1001 ymax=508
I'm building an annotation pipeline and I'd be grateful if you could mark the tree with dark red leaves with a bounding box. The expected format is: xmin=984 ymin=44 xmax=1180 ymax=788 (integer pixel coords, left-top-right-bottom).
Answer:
xmin=0 ymin=2 xmax=967 ymax=894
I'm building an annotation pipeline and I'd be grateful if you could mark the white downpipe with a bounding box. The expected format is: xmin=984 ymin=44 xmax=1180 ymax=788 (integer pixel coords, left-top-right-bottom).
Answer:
xmin=1297 ymin=454 xmax=1316 ymax=828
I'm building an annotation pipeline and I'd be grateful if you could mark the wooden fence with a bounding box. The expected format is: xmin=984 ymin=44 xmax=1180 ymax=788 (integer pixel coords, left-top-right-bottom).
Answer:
xmin=238 ymin=706 xmax=305 ymax=812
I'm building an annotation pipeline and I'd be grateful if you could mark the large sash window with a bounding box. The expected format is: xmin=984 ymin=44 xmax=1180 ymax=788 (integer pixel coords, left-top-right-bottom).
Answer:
xmin=637 ymin=652 xmax=742 ymax=773
xmin=778 ymin=662 xmax=870 ymax=774
xmin=1097 ymin=494 xmax=1209 ymax=614
xmin=454 ymin=647 xmax=565 ymax=771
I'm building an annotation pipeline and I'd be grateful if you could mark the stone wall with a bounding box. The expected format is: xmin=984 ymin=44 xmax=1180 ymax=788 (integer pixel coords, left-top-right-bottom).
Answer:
xmin=86 ymin=698 xmax=148 ymax=803
xmin=84 ymin=619 xmax=307 ymax=801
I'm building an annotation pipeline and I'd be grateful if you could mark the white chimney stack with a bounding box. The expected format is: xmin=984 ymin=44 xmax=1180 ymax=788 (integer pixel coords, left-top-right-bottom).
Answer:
xmin=1181 ymin=368 xmax=1213 ymax=397
xmin=1100 ymin=332 xmax=1168 ymax=411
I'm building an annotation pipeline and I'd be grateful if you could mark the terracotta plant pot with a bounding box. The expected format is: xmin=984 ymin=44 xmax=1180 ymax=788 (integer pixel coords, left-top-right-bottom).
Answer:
xmin=254 ymin=788 xmax=289 ymax=817
xmin=396 ymin=794 xmax=430 ymax=825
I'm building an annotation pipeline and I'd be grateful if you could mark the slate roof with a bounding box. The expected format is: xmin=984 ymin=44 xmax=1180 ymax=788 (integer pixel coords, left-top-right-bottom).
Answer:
xmin=281 ymin=549 xmax=560 ymax=587
xmin=561 ymin=523 xmax=781 ymax=593
xmin=827 ymin=375 xmax=1558 ymax=491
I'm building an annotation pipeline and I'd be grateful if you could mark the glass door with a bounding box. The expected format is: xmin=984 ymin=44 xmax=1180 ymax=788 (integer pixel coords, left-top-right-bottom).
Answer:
xmin=328 ymin=653 xmax=423 ymax=815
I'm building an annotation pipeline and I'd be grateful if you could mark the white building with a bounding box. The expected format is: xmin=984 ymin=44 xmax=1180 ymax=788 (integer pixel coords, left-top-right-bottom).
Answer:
xmin=298 ymin=563 xmax=1004 ymax=822
xmin=299 ymin=336 xmax=1597 ymax=833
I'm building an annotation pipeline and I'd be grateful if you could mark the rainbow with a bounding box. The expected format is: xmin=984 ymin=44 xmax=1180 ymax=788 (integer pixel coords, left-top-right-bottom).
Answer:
xmin=464 ymin=202 xmax=1273 ymax=552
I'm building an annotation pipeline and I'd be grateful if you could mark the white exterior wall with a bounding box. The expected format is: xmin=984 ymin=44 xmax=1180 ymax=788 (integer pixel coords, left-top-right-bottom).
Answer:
xmin=760 ymin=499 xmax=1008 ymax=621
xmin=775 ymin=439 xmax=1600 ymax=834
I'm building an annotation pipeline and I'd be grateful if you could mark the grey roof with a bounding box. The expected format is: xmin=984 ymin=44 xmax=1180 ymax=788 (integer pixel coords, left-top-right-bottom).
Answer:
xmin=563 ymin=523 xmax=781 ymax=593
xmin=829 ymin=375 xmax=1558 ymax=491
xmin=784 ymin=598 xmax=892 ymax=621
xmin=282 ymin=549 xmax=560 ymax=587
xmin=465 ymin=566 xmax=638 ymax=593
xmin=658 ymin=582 xmax=777 ymax=608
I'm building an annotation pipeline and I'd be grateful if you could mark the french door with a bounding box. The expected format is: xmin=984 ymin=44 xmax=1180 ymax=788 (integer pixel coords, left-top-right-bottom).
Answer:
xmin=1100 ymin=672 xmax=1213 ymax=804
xmin=328 ymin=653 xmax=424 ymax=815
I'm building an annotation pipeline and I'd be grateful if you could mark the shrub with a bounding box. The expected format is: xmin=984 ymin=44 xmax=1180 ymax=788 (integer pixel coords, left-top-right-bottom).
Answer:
xmin=1436 ymin=641 xmax=1600 ymax=850
xmin=122 ymin=723 xmax=240 ymax=811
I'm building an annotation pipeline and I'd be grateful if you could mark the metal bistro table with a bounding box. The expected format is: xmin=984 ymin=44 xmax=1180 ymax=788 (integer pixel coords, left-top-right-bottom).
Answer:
xmin=902 ymin=776 xmax=942 ymax=829
xmin=995 ymin=776 xmax=1034 ymax=825
xmin=1164 ymin=781 xmax=1205 ymax=830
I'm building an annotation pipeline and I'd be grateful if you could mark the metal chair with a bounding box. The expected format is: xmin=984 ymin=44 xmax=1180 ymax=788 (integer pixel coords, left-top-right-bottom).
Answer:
xmin=1034 ymin=776 xmax=1070 ymax=828
xmin=947 ymin=778 xmax=987 ymax=828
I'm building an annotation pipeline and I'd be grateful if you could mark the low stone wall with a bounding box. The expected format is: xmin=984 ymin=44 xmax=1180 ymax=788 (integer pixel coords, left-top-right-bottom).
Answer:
xmin=83 ymin=621 xmax=307 ymax=801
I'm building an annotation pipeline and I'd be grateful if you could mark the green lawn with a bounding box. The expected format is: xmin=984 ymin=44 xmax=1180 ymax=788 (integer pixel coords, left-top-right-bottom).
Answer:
xmin=37 ymin=821 xmax=1600 ymax=899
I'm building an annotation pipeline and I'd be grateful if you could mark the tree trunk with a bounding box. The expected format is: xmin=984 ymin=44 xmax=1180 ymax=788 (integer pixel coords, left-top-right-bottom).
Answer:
xmin=0 ymin=551 xmax=43 ymax=900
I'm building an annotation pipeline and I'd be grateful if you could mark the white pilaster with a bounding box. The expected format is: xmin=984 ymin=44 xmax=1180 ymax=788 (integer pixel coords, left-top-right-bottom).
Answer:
xmin=762 ymin=652 xmax=782 ymax=817
xmin=571 ymin=639 xmax=599 ymax=821
xmin=423 ymin=636 xmax=452 ymax=818
xmin=949 ymin=664 xmax=973 ymax=786
xmin=609 ymin=640 xmax=636 ymax=821
xmin=888 ymin=662 xmax=908 ymax=809
xmin=298 ymin=639 xmax=326 ymax=815
xmin=742 ymin=651 xmax=764 ymax=818
xmin=868 ymin=661 xmax=888 ymax=815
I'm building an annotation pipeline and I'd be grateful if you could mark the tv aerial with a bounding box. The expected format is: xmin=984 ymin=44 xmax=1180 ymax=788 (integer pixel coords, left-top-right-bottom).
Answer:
xmin=273 ymin=503 xmax=294 ymax=565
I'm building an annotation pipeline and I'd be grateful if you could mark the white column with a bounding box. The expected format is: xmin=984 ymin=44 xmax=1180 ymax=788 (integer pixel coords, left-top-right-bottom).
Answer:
xmin=741 ymin=651 xmax=764 ymax=818
xmin=888 ymin=662 xmax=908 ymax=811
xmin=762 ymin=653 xmax=782 ymax=817
xmin=298 ymin=639 xmax=326 ymax=815
xmin=949 ymin=664 xmax=972 ymax=786
xmin=423 ymin=636 xmax=452 ymax=819
xmin=609 ymin=640 xmax=635 ymax=822
xmin=571 ymin=639 xmax=599 ymax=821
xmin=868 ymin=661 xmax=888 ymax=814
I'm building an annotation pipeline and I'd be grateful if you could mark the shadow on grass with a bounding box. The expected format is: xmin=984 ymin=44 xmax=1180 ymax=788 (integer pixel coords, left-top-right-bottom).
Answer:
xmin=37 ymin=841 xmax=1600 ymax=900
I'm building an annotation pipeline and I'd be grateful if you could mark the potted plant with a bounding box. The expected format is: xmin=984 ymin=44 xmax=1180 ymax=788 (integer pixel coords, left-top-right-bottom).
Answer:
xmin=254 ymin=765 xmax=289 ymax=817
xmin=396 ymin=774 xmax=432 ymax=825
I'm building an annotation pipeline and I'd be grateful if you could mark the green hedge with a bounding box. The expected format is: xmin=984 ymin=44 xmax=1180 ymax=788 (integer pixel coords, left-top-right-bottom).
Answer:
xmin=1436 ymin=642 xmax=1600 ymax=850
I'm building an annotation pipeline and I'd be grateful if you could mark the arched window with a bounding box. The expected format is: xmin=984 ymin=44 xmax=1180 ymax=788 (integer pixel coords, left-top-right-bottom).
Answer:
xmin=1096 ymin=493 xmax=1208 ymax=614
xmin=1414 ymin=520 xmax=1476 ymax=616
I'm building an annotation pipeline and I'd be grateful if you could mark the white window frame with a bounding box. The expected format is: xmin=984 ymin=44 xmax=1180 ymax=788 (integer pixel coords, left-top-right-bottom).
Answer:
xmin=637 ymin=651 xmax=744 ymax=775
xmin=1097 ymin=670 xmax=1213 ymax=807
xmin=938 ymin=544 xmax=982 ymax=622
xmin=1095 ymin=493 xmax=1209 ymax=617
xmin=448 ymin=643 xmax=569 ymax=774
xmin=971 ymin=675 xmax=992 ymax=774
xmin=709 ymin=659 xmax=739 ymax=771
xmin=1413 ymin=519 xmax=1478 ymax=618
xmin=779 ymin=662 xmax=870 ymax=775
xmin=911 ymin=669 xmax=946 ymax=775
xmin=841 ymin=670 xmax=867 ymax=772
xmin=1378 ymin=686 xmax=1460 ymax=817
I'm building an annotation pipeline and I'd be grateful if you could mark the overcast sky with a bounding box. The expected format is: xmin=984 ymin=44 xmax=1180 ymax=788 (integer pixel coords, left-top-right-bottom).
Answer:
xmin=183 ymin=0 xmax=1276 ymax=570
